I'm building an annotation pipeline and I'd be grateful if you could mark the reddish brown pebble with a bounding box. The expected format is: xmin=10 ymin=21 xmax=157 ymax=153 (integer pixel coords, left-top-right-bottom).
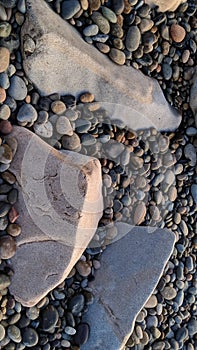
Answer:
xmin=0 ymin=235 xmax=16 ymax=259
xmin=0 ymin=120 xmax=12 ymax=134
xmin=80 ymin=92 xmax=95 ymax=103
xmin=0 ymin=47 xmax=10 ymax=73
xmin=170 ymin=24 xmax=186 ymax=43
xmin=0 ymin=87 xmax=6 ymax=103
xmin=9 ymin=207 xmax=19 ymax=223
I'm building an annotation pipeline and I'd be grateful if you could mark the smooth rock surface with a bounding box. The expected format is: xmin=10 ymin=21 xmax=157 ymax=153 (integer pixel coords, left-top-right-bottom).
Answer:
xmin=83 ymin=223 xmax=175 ymax=350
xmin=21 ymin=0 xmax=181 ymax=132
xmin=8 ymin=126 xmax=103 ymax=307
xmin=144 ymin=0 xmax=186 ymax=12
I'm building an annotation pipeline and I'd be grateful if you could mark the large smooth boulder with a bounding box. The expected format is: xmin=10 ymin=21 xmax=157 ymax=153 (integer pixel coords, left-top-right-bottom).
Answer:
xmin=21 ymin=0 xmax=181 ymax=132
xmin=8 ymin=126 xmax=103 ymax=307
xmin=145 ymin=0 xmax=186 ymax=12
xmin=82 ymin=223 xmax=175 ymax=350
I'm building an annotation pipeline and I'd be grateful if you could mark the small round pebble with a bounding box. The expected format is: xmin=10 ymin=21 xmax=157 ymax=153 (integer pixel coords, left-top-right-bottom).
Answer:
xmin=17 ymin=103 xmax=38 ymax=125
xmin=126 ymin=26 xmax=141 ymax=52
xmin=109 ymin=48 xmax=126 ymax=65
xmin=68 ymin=294 xmax=85 ymax=316
xmin=61 ymin=0 xmax=81 ymax=20
xmin=51 ymin=100 xmax=66 ymax=115
xmin=91 ymin=12 xmax=110 ymax=34
xmin=76 ymin=260 xmax=91 ymax=277
xmin=0 ymin=22 xmax=12 ymax=38
xmin=0 ymin=120 xmax=12 ymax=134
xmin=0 ymin=324 xmax=5 ymax=341
xmin=80 ymin=92 xmax=94 ymax=103
xmin=56 ymin=116 xmax=73 ymax=135
xmin=161 ymin=286 xmax=177 ymax=300
xmin=22 ymin=327 xmax=39 ymax=347
xmin=170 ymin=24 xmax=186 ymax=43
xmin=0 ymin=144 xmax=13 ymax=164
xmin=8 ymin=75 xmax=27 ymax=101
xmin=0 ymin=273 xmax=11 ymax=290
xmin=34 ymin=121 xmax=53 ymax=138
xmin=0 ymin=87 xmax=6 ymax=103
xmin=62 ymin=132 xmax=81 ymax=150
xmin=7 ymin=223 xmax=21 ymax=237
xmin=102 ymin=6 xmax=117 ymax=23
xmin=0 ymin=235 xmax=16 ymax=259
xmin=0 ymin=104 xmax=11 ymax=120
xmin=83 ymin=24 xmax=99 ymax=37
xmin=7 ymin=325 xmax=21 ymax=343
xmin=41 ymin=305 xmax=59 ymax=331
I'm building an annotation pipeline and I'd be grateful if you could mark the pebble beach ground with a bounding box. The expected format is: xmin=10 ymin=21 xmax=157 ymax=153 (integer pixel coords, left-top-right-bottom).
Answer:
xmin=0 ymin=0 xmax=196 ymax=349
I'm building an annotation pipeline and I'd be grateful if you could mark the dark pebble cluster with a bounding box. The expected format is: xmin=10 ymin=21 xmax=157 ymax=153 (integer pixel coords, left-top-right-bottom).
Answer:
xmin=0 ymin=1 xmax=196 ymax=350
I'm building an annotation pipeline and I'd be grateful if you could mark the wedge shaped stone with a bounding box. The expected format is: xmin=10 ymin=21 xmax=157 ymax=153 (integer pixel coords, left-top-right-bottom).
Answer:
xmin=21 ymin=0 xmax=181 ymax=132
xmin=8 ymin=126 xmax=103 ymax=307
xmin=82 ymin=223 xmax=175 ymax=350
xmin=145 ymin=0 xmax=186 ymax=12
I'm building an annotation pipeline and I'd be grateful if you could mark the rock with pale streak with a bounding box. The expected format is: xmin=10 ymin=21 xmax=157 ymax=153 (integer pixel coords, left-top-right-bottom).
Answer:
xmin=145 ymin=0 xmax=186 ymax=12
xmin=21 ymin=0 xmax=181 ymax=132
xmin=82 ymin=223 xmax=175 ymax=350
xmin=8 ymin=126 xmax=103 ymax=307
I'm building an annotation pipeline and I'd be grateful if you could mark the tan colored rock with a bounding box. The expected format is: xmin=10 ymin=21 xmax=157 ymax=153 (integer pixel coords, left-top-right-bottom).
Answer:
xmin=83 ymin=223 xmax=175 ymax=350
xmin=8 ymin=126 xmax=103 ymax=307
xmin=21 ymin=0 xmax=181 ymax=132
xmin=145 ymin=0 xmax=186 ymax=12
xmin=190 ymin=68 xmax=197 ymax=127
xmin=0 ymin=47 xmax=10 ymax=73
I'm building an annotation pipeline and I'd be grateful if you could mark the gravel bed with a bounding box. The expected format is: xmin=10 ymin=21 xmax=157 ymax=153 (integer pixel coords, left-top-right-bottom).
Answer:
xmin=0 ymin=1 xmax=196 ymax=349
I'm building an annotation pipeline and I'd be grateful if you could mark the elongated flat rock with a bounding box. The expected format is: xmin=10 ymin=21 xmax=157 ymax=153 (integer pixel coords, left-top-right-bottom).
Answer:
xmin=145 ymin=0 xmax=186 ymax=12
xmin=21 ymin=0 xmax=181 ymax=132
xmin=190 ymin=67 xmax=197 ymax=127
xmin=8 ymin=126 xmax=103 ymax=307
xmin=82 ymin=223 xmax=175 ymax=350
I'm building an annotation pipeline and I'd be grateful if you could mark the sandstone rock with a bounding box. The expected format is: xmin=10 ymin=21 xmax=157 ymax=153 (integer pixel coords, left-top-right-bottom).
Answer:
xmin=21 ymin=0 xmax=181 ymax=132
xmin=190 ymin=68 xmax=197 ymax=127
xmin=83 ymin=223 xmax=175 ymax=350
xmin=8 ymin=126 xmax=103 ymax=307
xmin=144 ymin=0 xmax=186 ymax=12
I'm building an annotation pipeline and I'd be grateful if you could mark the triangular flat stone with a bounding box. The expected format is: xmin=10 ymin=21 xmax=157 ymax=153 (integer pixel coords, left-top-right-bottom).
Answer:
xmin=82 ymin=223 xmax=175 ymax=350
xmin=21 ymin=0 xmax=181 ymax=132
xmin=8 ymin=126 xmax=103 ymax=307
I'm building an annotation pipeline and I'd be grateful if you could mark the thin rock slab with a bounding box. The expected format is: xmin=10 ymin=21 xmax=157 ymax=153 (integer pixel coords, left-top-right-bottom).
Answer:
xmin=8 ymin=126 xmax=103 ymax=307
xmin=82 ymin=223 xmax=175 ymax=350
xmin=190 ymin=67 xmax=197 ymax=127
xmin=21 ymin=0 xmax=181 ymax=132
xmin=144 ymin=0 xmax=186 ymax=12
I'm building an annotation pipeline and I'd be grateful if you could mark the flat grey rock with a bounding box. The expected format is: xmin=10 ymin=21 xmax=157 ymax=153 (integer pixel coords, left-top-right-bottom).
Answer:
xmin=145 ymin=0 xmax=186 ymax=12
xmin=21 ymin=0 xmax=181 ymax=132
xmin=82 ymin=223 xmax=175 ymax=350
xmin=8 ymin=126 xmax=103 ymax=307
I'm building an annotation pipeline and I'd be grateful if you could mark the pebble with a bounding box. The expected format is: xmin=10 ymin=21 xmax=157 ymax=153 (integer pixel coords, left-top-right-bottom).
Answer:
xmin=76 ymin=260 xmax=91 ymax=277
xmin=65 ymin=109 xmax=78 ymax=121
xmin=80 ymin=92 xmax=94 ymax=103
xmin=175 ymin=327 xmax=188 ymax=342
xmin=0 ymin=324 xmax=5 ymax=341
xmin=68 ymin=294 xmax=85 ymax=316
xmin=0 ymin=5 xmax=7 ymax=21
xmin=162 ymin=63 xmax=173 ymax=80
xmin=8 ymin=76 xmax=27 ymax=101
xmin=188 ymin=318 xmax=197 ymax=336
xmin=26 ymin=306 xmax=39 ymax=320
xmin=91 ymin=12 xmax=110 ymax=34
xmin=22 ymin=327 xmax=39 ymax=347
xmin=75 ymin=119 xmax=91 ymax=133
xmin=0 ymin=273 xmax=11 ymax=290
xmin=7 ymin=223 xmax=21 ymax=237
xmin=61 ymin=0 xmax=81 ymax=20
xmin=184 ymin=144 xmax=196 ymax=166
xmin=0 ymin=72 xmax=10 ymax=89
xmin=83 ymin=24 xmax=99 ymax=37
xmin=62 ymin=132 xmax=81 ymax=150
xmin=139 ymin=19 xmax=154 ymax=33
xmin=109 ymin=48 xmax=126 ymax=65
xmin=126 ymin=26 xmax=141 ymax=52
xmin=33 ymin=121 xmax=53 ymax=138
xmin=0 ymin=47 xmax=10 ymax=73
xmin=0 ymin=22 xmax=11 ymax=38
xmin=41 ymin=305 xmax=59 ymax=331
xmin=191 ymin=184 xmax=197 ymax=204
xmin=105 ymin=142 xmax=124 ymax=158
xmin=17 ymin=103 xmax=38 ymax=125
xmin=74 ymin=323 xmax=89 ymax=346
xmin=0 ymin=143 xmax=13 ymax=164
xmin=145 ymin=295 xmax=157 ymax=308
xmin=51 ymin=100 xmax=66 ymax=115
xmin=89 ymin=0 xmax=101 ymax=12
xmin=170 ymin=24 xmax=186 ymax=43
xmin=7 ymin=325 xmax=21 ymax=343
xmin=0 ymin=104 xmax=11 ymax=120
xmin=65 ymin=326 xmax=76 ymax=335
xmin=0 ymin=87 xmax=6 ymax=103
xmin=161 ymin=286 xmax=177 ymax=300
xmin=133 ymin=202 xmax=146 ymax=225
xmin=112 ymin=0 xmax=124 ymax=15
xmin=56 ymin=116 xmax=73 ymax=135
xmin=102 ymin=6 xmax=117 ymax=23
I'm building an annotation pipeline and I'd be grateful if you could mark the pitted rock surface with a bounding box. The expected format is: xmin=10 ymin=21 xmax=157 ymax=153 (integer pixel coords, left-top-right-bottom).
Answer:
xmin=82 ymin=223 xmax=175 ymax=350
xmin=21 ymin=0 xmax=181 ymax=132
xmin=8 ymin=126 xmax=103 ymax=307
